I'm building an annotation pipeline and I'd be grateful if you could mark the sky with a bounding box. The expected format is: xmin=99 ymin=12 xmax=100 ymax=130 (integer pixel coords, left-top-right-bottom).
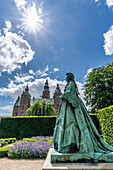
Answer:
xmin=0 ymin=0 xmax=113 ymax=117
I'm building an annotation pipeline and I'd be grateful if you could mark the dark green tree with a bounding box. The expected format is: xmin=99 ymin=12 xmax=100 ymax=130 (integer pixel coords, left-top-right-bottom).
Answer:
xmin=26 ymin=99 xmax=56 ymax=116
xmin=84 ymin=62 xmax=113 ymax=112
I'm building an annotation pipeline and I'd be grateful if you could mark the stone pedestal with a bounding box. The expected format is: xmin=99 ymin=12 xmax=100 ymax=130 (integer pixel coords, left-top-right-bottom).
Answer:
xmin=51 ymin=148 xmax=113 ymax=163
xmin=42 ymin=149 xmax=113 ymax=170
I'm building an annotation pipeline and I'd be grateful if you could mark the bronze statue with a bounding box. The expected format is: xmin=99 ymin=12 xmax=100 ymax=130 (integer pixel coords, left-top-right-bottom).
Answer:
xmin=52 ymin=72 xmax=113 ymax=162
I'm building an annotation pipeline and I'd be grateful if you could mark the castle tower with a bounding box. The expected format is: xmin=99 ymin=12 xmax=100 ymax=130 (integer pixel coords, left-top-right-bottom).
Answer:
xmin=12 ymin=96 xmax=20 ymax=116
xmin=53 ymin=83 xmax=62 ymax=113
xmin=19 ymin=84 xmax=31 ymax=116
xmin=42 ymin=79 xmax=50 ymax=99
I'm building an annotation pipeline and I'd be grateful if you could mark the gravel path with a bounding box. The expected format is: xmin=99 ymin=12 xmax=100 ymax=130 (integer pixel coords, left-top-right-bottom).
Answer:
xmin=0 ymin=158 xmax=45 ymax=170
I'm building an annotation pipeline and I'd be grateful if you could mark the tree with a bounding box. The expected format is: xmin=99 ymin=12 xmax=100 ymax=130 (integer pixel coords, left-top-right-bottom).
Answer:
xmin=84 ymin=62 xmax=113 ymax=112
xmin=26 ymin=99 xmax=56 ymax=116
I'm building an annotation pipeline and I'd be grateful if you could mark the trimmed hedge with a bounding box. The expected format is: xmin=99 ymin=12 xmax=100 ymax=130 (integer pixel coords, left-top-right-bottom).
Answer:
xmin=22 ymin=138 xmax=53 ymax=143
xmin=0 ymin=116 xmax=56 ymax=139
xmin=0 ymin=115 xmax=101 ymax=139
xmin=0 ymin=138 xmax=16 ymax=147
xmin=0 ymin=138 xmax=16 ymax=142
xmin=97 ymin=105 xmax=113 ymax=147
xmin=0 ymin=146 xmax=12 ymax=157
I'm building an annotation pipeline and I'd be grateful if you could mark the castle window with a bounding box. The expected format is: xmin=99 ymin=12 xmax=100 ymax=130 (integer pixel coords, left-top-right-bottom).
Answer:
xmin=21 ymin=112 xmax=24 ymax=116
xmin=16 ymin=107 xmax=18 ymax=111
xmin=23 ymin=100 xmax=25 ymax=104
xmin=22 ymin=106 xmax=24 ymax=110
xmin=15 ymin=113 xmax=18 ymax=116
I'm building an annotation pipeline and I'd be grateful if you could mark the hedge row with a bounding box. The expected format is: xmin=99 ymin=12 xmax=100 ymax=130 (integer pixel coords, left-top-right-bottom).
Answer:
xmin=0 ymin=138 xmax=16 ymax=147
xmin=97 ymin=105 xmax=113 ymax=147
xmin=0 ymin=116 xmax=56 ymax=139
xmin=0 ymin=146 xmax=12 ymax=157
xmin=0 ymin=115 xmax=101 ymax=139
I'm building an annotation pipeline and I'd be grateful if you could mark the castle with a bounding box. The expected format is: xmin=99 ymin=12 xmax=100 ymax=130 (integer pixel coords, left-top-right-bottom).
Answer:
xmin=12 ymin=80 xmax=62 ymax=116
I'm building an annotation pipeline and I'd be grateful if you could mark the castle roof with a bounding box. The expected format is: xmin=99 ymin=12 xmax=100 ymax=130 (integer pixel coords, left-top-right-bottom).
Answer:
xmin=22 ymin=84 xmax=30 ymax=95
xmin=14 ymin=99 xmax=20 ymax=106
xmin=55 ymin=83 xmax=61 ymax=94
xmin=14 ymin=97 xmax=54 ymax=107
xmin=44 ymin=79 xmax=49 ymax=91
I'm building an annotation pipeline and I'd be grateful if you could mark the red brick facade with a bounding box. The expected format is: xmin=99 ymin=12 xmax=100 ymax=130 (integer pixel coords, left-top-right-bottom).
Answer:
xmin=12 ymin=81 xmax=62 ymax=116
xmin=12 ymin=85 xmax=31 ymax=116
xmin=53 ymin=83 xmax=62 ymax=112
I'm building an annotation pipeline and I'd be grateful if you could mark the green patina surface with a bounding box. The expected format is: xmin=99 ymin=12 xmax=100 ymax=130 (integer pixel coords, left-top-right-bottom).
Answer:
xmin=51 ymin=148 xmax=113 ymax=163
xmin=51 ymin=72 xmax=113 ymax=163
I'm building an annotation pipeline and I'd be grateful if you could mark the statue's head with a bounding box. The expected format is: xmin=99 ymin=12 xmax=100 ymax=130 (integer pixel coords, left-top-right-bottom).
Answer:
xmin=66 ymin=72 xmax=74 ymax=82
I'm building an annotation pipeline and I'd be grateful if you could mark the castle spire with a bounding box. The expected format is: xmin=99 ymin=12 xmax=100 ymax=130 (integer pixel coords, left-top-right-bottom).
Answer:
xmin=42 ymin=79 xmax=50 ymax=99
xmin=25 ymin=84 xmax=29 ymax=94
xmin=44 ymin=79 xmax=49 ymax=91
xmin=55 ymin=83 xmax=61 ymax=94
xmin=53 ymin=83 xmax=62 ymax=113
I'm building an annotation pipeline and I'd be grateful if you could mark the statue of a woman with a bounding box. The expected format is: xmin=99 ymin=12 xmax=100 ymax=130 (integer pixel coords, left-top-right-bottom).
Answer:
xmin=53 ymin=72 xmax=113 ymax=161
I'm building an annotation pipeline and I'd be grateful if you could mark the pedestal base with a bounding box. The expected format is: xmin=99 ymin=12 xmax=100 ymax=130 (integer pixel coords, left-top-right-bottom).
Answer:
xmin=43 ymin=149 xmax=113 ymax=170
xmin=51 ymin=148 xmax=113 ymax=163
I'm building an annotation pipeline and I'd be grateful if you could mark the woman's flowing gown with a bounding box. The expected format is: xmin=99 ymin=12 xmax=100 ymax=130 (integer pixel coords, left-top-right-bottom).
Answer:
xmin=53 ymin=80 xmax=113 ymax=160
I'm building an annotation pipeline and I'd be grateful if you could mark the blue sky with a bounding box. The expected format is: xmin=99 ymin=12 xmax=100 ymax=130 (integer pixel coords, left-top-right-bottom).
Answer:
xmin=0 ymin=0 xmax=113 ymax=116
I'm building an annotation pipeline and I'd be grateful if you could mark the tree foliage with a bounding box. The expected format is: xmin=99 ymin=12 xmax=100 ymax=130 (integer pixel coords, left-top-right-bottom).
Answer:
xmin=84 ymin=62 xmax=113 ymax=112
xmin=26 ymin=100 xmax=56 ymax=116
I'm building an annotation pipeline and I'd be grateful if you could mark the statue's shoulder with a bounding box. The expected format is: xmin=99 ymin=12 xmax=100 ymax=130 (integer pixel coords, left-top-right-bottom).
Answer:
xmin=69 ymin=80 xmax=75 ymax=87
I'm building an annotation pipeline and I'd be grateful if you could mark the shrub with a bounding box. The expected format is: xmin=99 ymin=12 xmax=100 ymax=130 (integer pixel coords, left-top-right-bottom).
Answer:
xmin=0 ymin=138 xmax=16 ymax=147
xmin=0 ymin=117 xmax=56 ymax=139
xmin=0 ymin=146 xmax=12 ymax=157
xmin=0 ymin=138 xmax=16 ymax=142
xmin=22 ymin=136 xmax=53 ymax=143
xmin=97 ymin=105 xmax=113 ymax=147
xmin=0 ymin=115 xmax=101 ymax=139
xmin=8 ymin=140 xmax=53 ymax=159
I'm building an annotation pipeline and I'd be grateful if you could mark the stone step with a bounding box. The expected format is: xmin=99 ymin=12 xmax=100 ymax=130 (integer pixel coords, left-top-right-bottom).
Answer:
xmin=43 ymin=149 xmax=113 ymax=170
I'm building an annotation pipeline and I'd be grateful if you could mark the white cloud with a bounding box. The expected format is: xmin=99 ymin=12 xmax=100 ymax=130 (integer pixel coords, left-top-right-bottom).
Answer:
xmin=29 ymin=70 xmax=35 ymax=75
xmin=36 ymin=65 xmax=49 ymax=77
xmin=106 ymin=0 xmax=113 ymax=8
xmin=84 ymin=68 xmax=93 ymax=78
xmin=5 ymin=21 xmax=12 ymax=29
xmin=76 ymin=81 xmax=85 ymax=102
xmin=45 ymin=65 xmax=49 ymax=72
xmin=14 ymin=0 xmax=27 ymax=10
xmin=0 ymin=77 xmax=85 ymax=103
xmin=0 ymin=113 xmax=12 ymax=117
xmin=14 ymin=74 xmax=34 ymax=83
xmin=53 ymin=68 xmax=59 ymax=72
xmin=95 ymin=0 xmax=113 ymax=7
xmin=0 ymin=105 xmax=13 ymax=111
xmin=103 ymin=25 xmax=113 ymax=55
xmin=0 ymin=105 xmax=13 ymax=117
xmin=0 ymin=28 xmax=35 ymax=73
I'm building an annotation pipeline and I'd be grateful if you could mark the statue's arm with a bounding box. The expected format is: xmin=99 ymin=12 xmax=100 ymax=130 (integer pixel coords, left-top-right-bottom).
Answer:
xmin=57 ymin=81 xmax=78 ymax=108
xmin=57 ymin=82 xmax=73 ymax=100
xmin=62 ymin=81 xmax=74 ymax=99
